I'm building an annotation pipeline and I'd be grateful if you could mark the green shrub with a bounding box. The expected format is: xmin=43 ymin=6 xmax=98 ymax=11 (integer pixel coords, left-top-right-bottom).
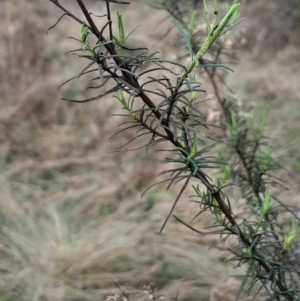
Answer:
xmin=47 ymin=0 xmax=300 ymax=300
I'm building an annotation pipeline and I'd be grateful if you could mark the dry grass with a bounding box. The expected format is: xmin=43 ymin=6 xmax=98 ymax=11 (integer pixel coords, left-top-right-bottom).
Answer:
xmin=0 ymin=1 xmax=228 ymax=300
xmin=0 ymin=1 xmax=299 ymax=301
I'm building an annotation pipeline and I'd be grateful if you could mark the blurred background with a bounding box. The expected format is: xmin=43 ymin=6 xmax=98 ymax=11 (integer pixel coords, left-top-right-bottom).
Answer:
xmin=0 ymin=0 xmax=299 ymax=300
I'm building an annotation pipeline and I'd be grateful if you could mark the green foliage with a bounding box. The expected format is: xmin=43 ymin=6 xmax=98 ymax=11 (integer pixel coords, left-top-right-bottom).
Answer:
xmin=116 ymin=89 xmax=138 ymax=120
xmin=282 ymin=218 xmax=299 ymax=252
xmin=47 ymin=0 xmax=300 ymax=300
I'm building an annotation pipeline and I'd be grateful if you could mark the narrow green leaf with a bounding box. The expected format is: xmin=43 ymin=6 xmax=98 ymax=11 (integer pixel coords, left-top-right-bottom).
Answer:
xmin=235 ymin=263 xmax=253 ymax=301
xmin=203 ymin=0 xmax=211 ymax=37
xmin=93 ymin=40 xmax=115 ymax=52
xmin=170 ymin=17 xmax=195 ymax=63
xmin=199 ymin=63 xmax=234 ymax=72
xmin=113 ymin=35 xmax=120 ymax=44
xmin=66 ymin=36 xmax=83 ymax=43
xmin=77 ymin=61 xmax=96 ymax=79
xmin=191 ymin=159 xmax=199 ymax=175
xmin=64 ymin=48 xmax=86 ymax=54
xmin=144 ymin=58 xmax=187 ymax=71
xmin=80 ymin=22 xmax=89 ymax=43
xmin=259 ymin=106 xmax=269 ymax=133
xmin=173 ymin=146 xmax=190 ymax=157
xmin=189 ymin=9 xmax=196 ymax=35
xmin=125 ymin=25 xmax=141 ymax=42
xmin=195 ymin=142 xmax=218 ymax=157
xmin=219 ymin=18 xmax=245 ymax=37
xmin=117 ymin=11 xmax=125 ymax=45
